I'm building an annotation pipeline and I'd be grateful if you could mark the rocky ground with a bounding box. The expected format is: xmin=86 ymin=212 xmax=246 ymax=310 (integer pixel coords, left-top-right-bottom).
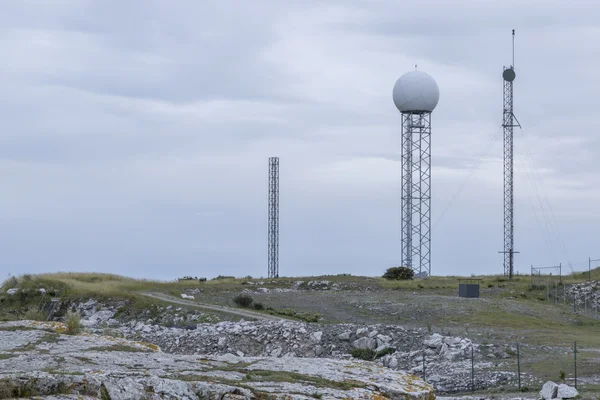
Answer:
xmin=1 ymin=276 xmax=598 ymax=399
xmin=0 ymin=321 xmax=435 ymax=400
xmin=66 ymin=296 xmax=539 ymax=395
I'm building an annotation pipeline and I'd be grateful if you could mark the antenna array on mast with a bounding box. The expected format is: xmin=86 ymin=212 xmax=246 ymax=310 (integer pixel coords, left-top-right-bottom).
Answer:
xmin=499 ymin=29 xmax=520 ymax=279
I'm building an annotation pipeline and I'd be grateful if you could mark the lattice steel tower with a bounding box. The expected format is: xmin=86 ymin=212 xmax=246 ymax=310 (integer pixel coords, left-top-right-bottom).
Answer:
xmin=268 ymin=157 xmax=279 ymax=278
xmin=393 ymin=69 xmax=440 ymax=276
xmin=499 ymin=30 xmax=520 ymax=279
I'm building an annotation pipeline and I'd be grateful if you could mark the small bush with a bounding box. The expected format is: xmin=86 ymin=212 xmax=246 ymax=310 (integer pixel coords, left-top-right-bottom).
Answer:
xmin=253 ymin=302 xmax=264 ymax=310
xmin=487 ymin=284 xmax=494 ymax=288
xmin=382 ymin=266 xmax=414 ymax=281
xmin=214 ymin=275 xmax=235 ymax=280
xmin=65 ymin=311 xmax=81 ymax=335
xmin=297 ymin=312 xmax=320 ymax=323
xmin=375 ymin=347 xmax=396 ymax=358
xmin=276 ymin=308 xmax=297 ymax=317
xmin=559 ymin=370 xmax=566 ymax=381
xmin=233 ymin=294 xmax=254 ymax=308
xmin=351 ymin=348 xmax=375 ymax=360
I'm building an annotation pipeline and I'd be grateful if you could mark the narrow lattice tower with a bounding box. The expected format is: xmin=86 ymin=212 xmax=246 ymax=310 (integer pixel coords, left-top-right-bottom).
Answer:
xmin=499 ymin=29 xmax=520 ymax=279
xmin=393 ymin=70 xmax=440 ymax=277
xmin=268 ymin=157 xmax=279 ymax=278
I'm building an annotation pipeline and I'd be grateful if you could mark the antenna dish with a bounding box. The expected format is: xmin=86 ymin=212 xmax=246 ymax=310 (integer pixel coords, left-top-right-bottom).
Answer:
xmin=503 ymin=68 xmax=515 ymax=82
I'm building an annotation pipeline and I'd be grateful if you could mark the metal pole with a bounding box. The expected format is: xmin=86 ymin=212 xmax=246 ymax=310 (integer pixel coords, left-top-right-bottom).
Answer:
xmin=422 ymin=348 xmax=426 ymax=381
xmin=517 ymin=342 xmax=521 ymax=391
xmin=559 ymin=262 xmax=562 ymax=284
xmin=530 ymin=265 xmax=533 ymax=287
xmin=471 ymin=345 xmax=474 ymax=392
xmin=590 ymin=257 xmax=592 ymax=282
xmin=574 ymin=341 xmax=577 ymax=389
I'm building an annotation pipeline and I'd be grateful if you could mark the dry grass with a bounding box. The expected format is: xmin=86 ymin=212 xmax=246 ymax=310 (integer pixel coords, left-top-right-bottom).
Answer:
xmin=4 ymin=268 xmax=599 ymax=298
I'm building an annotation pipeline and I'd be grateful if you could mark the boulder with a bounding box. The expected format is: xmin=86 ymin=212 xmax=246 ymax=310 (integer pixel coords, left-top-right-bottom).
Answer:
xmin=310 ymin=331 xmax=323 ymax=343
xmin=557 ymin=383 xmax=578 ymax=399
xmin=351 ymin=337 xmax=377 ymax=350
xmin=355 ymin=327 xmax=369 ymax=338
xmin=424 ymin=333 xmax=443 ymax=349
xmin=540 ymin=381 xmax=559 ymax=400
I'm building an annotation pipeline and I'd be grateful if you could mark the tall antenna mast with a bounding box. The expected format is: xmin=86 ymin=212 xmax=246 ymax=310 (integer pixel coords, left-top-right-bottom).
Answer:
xmin=499 ymin=29 xmax=520 ymax=279
xmin=393 ymin=70 xmax=440 ymax=278
xmin=268 ymin=157 xmax=280 ymax=278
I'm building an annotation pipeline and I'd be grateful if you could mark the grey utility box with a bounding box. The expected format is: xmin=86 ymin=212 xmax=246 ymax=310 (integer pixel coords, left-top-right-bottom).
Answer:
xmin=458 ymin=279 xmax=481 ymax=298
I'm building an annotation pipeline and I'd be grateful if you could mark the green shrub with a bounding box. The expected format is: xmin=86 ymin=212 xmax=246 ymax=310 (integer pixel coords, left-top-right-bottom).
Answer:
xmin=382 ymin=266 xmax=414 ymax=281
xmin=297 ymin=312 xmax=320 ymax=323
xmin=375 ymin=347 xmax=396 ymax=358
xmin=253 ymin=302 xmax=264 ymax=310
xmin=351 ymin=348 xmax=375 ymax=360
xmin=65 ymin=311 xmax=81 ymax=335
xmin=233 ymin=294 xmax=254 ymax=308
xmin=276 ymin=308 xmax=297 ymax=317
xmin=559 ymin=370 xmax=566 ymax=381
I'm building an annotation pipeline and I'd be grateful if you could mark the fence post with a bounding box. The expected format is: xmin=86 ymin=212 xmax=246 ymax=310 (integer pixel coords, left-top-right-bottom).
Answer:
xmin=517 ymin=342 xmax=521 ymax=391
xmin=422 ymin=348 xmax=426 ymax=381
xmin=574 ymin=341 xmax=577 ymax=389
xmin=471 ymin=346 xmax=474 ymax=392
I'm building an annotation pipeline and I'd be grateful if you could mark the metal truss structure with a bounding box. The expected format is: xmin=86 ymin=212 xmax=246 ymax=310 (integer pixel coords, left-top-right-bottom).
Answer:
xmin=268 ymin=157 xmax=279 ymax=278
xmin=401 ymin=112 xmax=431 ymax=276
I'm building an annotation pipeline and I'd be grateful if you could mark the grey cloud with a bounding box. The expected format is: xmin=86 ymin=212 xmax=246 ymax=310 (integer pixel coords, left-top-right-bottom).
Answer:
xmin=0 ymin=0 xmax=598 ymax=280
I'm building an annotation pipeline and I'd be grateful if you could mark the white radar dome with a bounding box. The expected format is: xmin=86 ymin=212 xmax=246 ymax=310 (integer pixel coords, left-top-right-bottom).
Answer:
xmin=392 ymin=70 xmax=440 ymax=113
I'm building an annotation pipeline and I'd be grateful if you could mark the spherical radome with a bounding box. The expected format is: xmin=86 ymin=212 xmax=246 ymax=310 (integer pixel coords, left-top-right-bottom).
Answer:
xmin=392 ymin=71 xmax=440 ymax=113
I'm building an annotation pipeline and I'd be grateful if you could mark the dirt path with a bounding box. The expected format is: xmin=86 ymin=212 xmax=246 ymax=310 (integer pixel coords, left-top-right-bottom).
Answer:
xmin=140 ymin=292 xmax=288 ymax=322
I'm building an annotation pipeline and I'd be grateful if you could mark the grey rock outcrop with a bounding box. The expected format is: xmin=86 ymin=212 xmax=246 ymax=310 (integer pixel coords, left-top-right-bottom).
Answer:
xmin=0 ymin=321 xmax=435 ymax=400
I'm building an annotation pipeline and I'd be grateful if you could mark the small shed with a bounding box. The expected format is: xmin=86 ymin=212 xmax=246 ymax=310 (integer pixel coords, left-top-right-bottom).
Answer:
xmin=458 ymin=278 xmax=481 ymax=298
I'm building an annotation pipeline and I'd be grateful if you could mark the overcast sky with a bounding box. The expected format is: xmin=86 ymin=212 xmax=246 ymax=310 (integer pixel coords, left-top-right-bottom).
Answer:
xmin=1 ymin=0 xmax=599 ymax=281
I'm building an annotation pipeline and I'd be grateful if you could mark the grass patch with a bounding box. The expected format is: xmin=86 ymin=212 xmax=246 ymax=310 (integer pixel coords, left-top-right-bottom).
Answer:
xmin=9 ymin=332 xmax=59 ymax=352
xmin=245 ymin=370 xmax=364 ymax=391
xmin=24 ymin=309 xmax=46 ymax=321
xmin=65 ymin=311 xmax=81 ymax=335
xmin=87 ymin=345 xmax=149 ymax=353
xmin=265 ymin=308 xmax=321 ymax=323
xmin=0 ymin=326 xmax=41 ymax=332
xmin=0 ymin=354 xmax=16 ymax=360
